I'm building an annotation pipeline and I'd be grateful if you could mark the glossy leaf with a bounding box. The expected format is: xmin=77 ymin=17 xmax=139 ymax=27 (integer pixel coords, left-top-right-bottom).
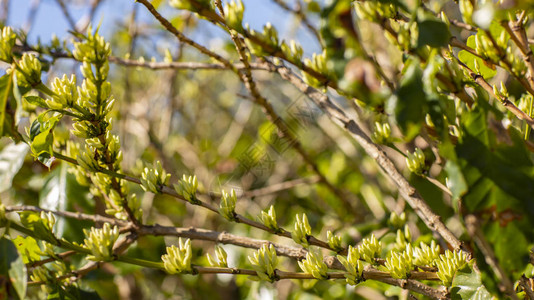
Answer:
xmin=458 ymin=35 xmax=497 ymax=79
xmin=451 ymin=262 xmax=492 ymax=300
xmin=0 ymin=142 xmax=29 ymax=193
xmin=13 ymin=236 xmax=41 ymax=264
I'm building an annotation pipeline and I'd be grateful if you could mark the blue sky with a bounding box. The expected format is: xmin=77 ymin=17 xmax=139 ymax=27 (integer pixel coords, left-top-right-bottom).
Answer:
xmin=8 ymin=0 xmax=319 ymax=50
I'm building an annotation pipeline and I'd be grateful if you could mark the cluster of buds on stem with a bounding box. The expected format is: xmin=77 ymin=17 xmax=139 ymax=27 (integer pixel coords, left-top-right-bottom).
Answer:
xmin=83 ymin=223 xmax=119 ymax=261
xmin=174 ymin=175 xmax=199 ymax=204
xmin=207 ymin=245 xmax=228 ymax=268
xmin=436 ymin=249 xmax=469 ymax=286
xmin=281 ymin=40 xmax=303 ymax=62
xmin=406 ymin=148 xmax=426 ymax=176
xmin=244 ymin=23 xmax=279 ymax=57
xmin=359 ymin=234 xmax=382 ymax=264
xmin=354 ymin=1 xmax=396 ymax=23
xmin=337 ymin=245 xmax=364 ymax=286
xmin=140 ymin=161 xmax=171 ymax=193
xmin=302 ymin=51 xmax=329 ymax=88
xmin=219 ymin=189 xmax=237 ymax=221
xmin=0 ymin=26 xmax=16 ymax=63
xmin=224 ymin=0 xmax=244 ymax=32
xmin=162 ymin=238 xmax=193 ymax=274
xmin=46 ymin=75 xmax=79 ymax=110
xmin=371 ymin=122 xmax=392 ymax=145
xmin=248 ymin=244 xmax=278 ymax=282
xmin=326 ymin=230 xmax=343 ymax=252
xmin=292 ymin=213 xmax=312 ymax=247
xmin=258 ymin=205 xmax=280 ymax=233
xmin=388 ymin=212 xmax=406 ymax=229
xmin=298 ymin=250 xmax=329 ymax=279
xmin=413 ymin=240 xmax=441 ymax=266
xmin=15 ymin=53 xmax=42 ymax=87
xmin=384 ymin=246 xmax=414 ymax=279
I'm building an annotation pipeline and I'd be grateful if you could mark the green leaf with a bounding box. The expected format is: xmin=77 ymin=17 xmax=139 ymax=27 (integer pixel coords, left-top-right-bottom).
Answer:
xmin=391 ymin=59 xmax=427 ymax=140
xmin=0 ymin=237 xmax=27 ymax=300
xmin=40 ymin=163 xmax=68 ymax=237
xmin=0 ymin=73 xmax=13 ymax=137
xmin=30 ymin=114 xmax=61 ymax=158
xmin=24 ymin=95 xmax=48 ymax=108
xmin=444 ymin=160 xmax=467 ymax=205
xmin=417 ymin=19 xmax=450 ymax=48
xmin=458 ymin=35 xmax=497 ymax=79
xmin=18 ymin=211 xmax=57 ymax=244
xmin=0 ymin=142 xmax=29 ymax=193
xmin=451 ymin=262 xmax=493 ymax=300
xmin=13 ymin=236 xmax=41 ymax=264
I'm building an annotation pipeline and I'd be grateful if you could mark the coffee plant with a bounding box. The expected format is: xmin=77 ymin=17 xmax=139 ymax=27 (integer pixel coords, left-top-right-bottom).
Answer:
xmin=2 ymin=0 xmax=534 ymax=299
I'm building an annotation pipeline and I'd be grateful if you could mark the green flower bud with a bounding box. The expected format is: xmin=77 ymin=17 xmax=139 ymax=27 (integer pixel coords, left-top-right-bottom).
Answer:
xmin=219 ymin=189 xmax=237 ymax=221
xmin=0 ymin=26 xmax=16 ymax=63
xmin=436 ymin=249 xmax=469 ymax=286
xmin=259 ymin=205 xmax=280 ymax=232
xmin=207 ymin=245 xmax=228 ymax=268
xmin=358 ymin=234 xmax=381 ymax=264
xmin=16 ymin=53 xmax=42 ymax=87
xmin=46 ymin=75 xmax=78 ymax=109
xmin=174 ymin=175 xmax=199 ymax=204
xmin=140 ymin=161 xmax=171 ymax=193
xmin=405 ymin=148 xmax=426 ymax=176
xmin=371 ymin=122 xmax=392 ymax=144
xmin=388 ymin=212 xmax=406 ymax=229
xmin=224 ymin=0 xmax=244 ymax=32
xmin=337 ymin=245 xmax=364 ymax=285
xmin=413 ymin=240 xmax=440 ymax=267
xmin=459 ymin=0 xmax=474 ymax=25
xmin=281 ymin=40 xmax=303 ymax=62
xmin=83 ymin=223 xmax=119 ymax=261
xmin=162 ymin=238 xmax=193 ymax=274
xmin=326 ymin=230 xmax=343 ymax=252
xmin=384 ymin=247 xmax=414 ymax=279
xmin=298 ymin=250 xmax=329 ymax=279
xmin=292 ymin=213 xmax=312 ymax=247
xmin=76 ymin=145 xmax=102 ymax=172
xmin=248 ymin=244 xmax=278 ymax=282
xmin=73 ymin=26 xmax=111 ymax=64
xmin=40 ymin=211 xmax=56 ymax=232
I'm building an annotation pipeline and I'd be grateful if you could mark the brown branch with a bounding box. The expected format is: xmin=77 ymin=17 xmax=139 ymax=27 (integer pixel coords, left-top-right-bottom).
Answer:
xmin=265 ymin=60 xmax=465 ymax=253
xmin=109 ymin=56 xmax=265 ymax=71
xmin=520 ymin=275 xmax=534 ymax=300
xmin=216 ymin=2 xmax=360 ymax=218
xmin=135 ymin=0 xmax=237 ymax=72
xmin=5 ymin=205 xmax=126 ymax=226
xmin=52 ymin=152 xmax=336 ymax=252
xmin=465 ymin=215 xmax=518 ymax=299
xmin=454 ymin=57 xmax=534 ymax=129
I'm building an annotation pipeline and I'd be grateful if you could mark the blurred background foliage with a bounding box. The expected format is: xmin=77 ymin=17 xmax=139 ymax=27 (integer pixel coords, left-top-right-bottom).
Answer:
xmin=3 ymin=0 xmax=534 ymax=299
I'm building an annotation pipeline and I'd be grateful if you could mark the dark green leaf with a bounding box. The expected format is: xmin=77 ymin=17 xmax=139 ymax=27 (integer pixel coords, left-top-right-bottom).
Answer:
xmin=417 ymin=19 xmax=450 ymax=48
xmin=391 ymin=59 xmax=427 ymax=140
xmin=24 ymin=95 xmax=48 ymax=108
xmin=0 ymin=237 xmax=27 ymax=300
